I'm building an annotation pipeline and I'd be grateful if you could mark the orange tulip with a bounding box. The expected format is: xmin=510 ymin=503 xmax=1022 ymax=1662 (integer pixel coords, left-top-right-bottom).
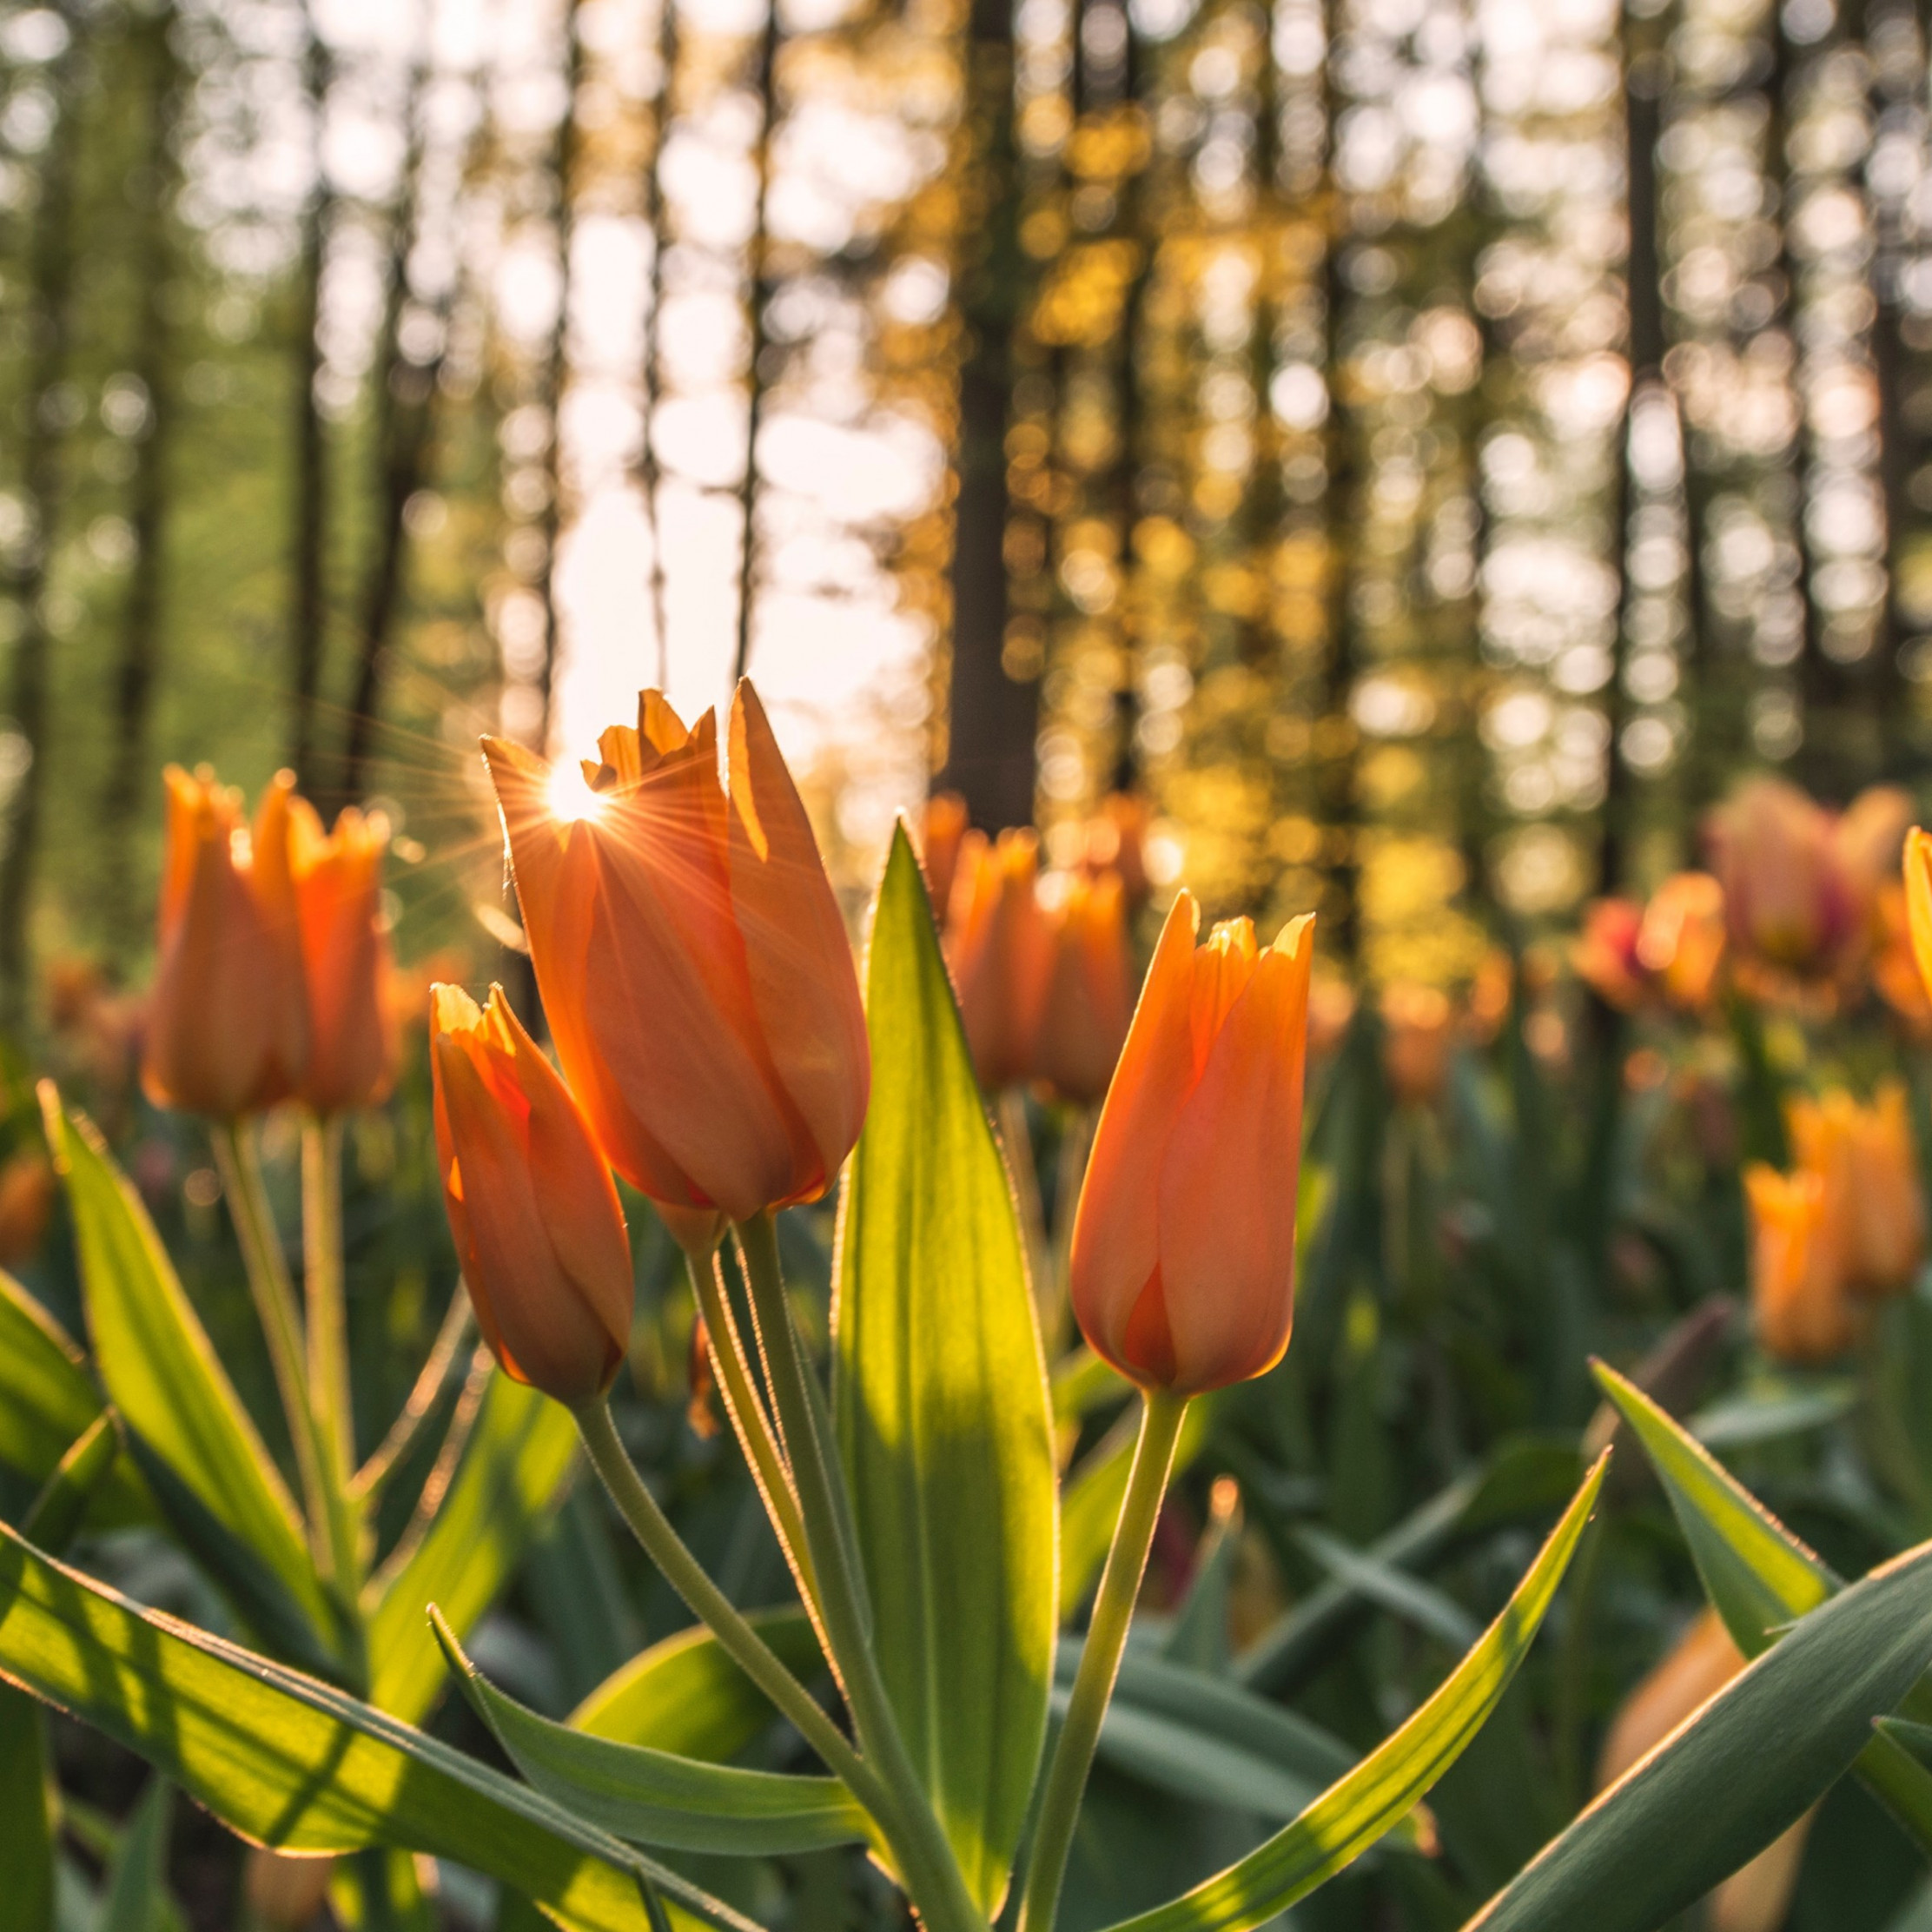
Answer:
xmin=1785 ymin=1083 xmax=1926 ymax=1300
xmin=430 ymin=983 xmax=632 ymax=1404
xmin=142 ymin=767 xmax=308 ymax=1119
xmin=1069 ymin=893 xmax=1313 ymax=1394
xmin=1577 ymin=874 xmax=1726 ymax=1015
xmin=1034 ymin=870 xmax=1134 ymax=1106
xmin=1745 ymin=1165 xmax=1860 ymax=1363
xmin=1082 ymin=793 xmax=1151 ymax=909
xmin=945 ymin=826 xmax=1052 ymax=1091
xmin=1380 ymin=982 xmax=1452 ymax=1107
xmin=483 ymin=682 xmax=869 ymax=1226
xmin=918 ymin=791 xmax=969 ymax=920
xmin=290 ymin=801 xmax=399 ymax=1114
xmin=1873 ymin=882 xmax=1932 ymax=1035
xmin=1906 ymin=826 xmax=1932 ymax=1006
xmin=1596 ymin=1611 xmax=1812 ymax=1932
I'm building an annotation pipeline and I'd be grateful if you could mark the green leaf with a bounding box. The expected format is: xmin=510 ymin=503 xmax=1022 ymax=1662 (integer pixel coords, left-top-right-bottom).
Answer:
xmin=1589 ymin=1357 xmax=1932 ymax=1855
xmin=432 ymin=1610 xmax=870 ymax=1856
xmin=364 ymin=1366 xmax=579 ymax=1724
xmin=47 ymin=1100 xmax=334 ymax=1647
xmin=833 ymin=826 xmax=1057 ymax=1915
xmin=0 ymin=1680 xmax=53 ymax=1932
xmin=570 ymin=1610 xmax=821 ymax=1762
xmin=1293 ymin=1525 xmax=1479 ymax=1651
xmin=1093 ymin=1452 xmax=1607 ymax=1932
xmin=97 ymin=1780 xmax=171 ymax=1932
xmin=0 ymin=1273 xmax=148 ymax=1528
xmin=1688 ymin=1381 xmax=1856 ymax=1452
xmin=23 ymin=1411 xmax=123 ymax=1555
xmin=0 ymin=1521 xmax=760 ymax=1932
xmin=1061 ymin=1399 xmax=1214 ymax=1619
xmin=1466 ymin=1538 xmax=1932 ymax=1931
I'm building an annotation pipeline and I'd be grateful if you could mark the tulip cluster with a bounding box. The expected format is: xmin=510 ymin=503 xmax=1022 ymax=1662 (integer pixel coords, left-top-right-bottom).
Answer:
xmin=930 ymin=803 xmax=1138 ymax=1108
xmin=1746 ymin=1083 xmax=1927 ymax=1363
xmin=1704 ymin=777 xmax=1909 ymax=1005
xmin=142 ymin=767 xmax=398 ymax=1121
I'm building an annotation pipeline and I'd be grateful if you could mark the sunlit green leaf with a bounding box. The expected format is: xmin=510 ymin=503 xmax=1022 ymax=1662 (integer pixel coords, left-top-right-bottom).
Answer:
xmin=834 ymin=826 xmax=1057 ymax=1915
xmin=46 ymin=1098 xmax=335 ymax=1649
xmin=0 ymin=1682 xmax=53 ymax=1932
xmin=1092 ymin=1453 xmax=1606 ymax=1932
xmin=364 ymin=1365 xmax=579 ymax=1724
xmin=1466 ymin=1538 xmax=1932 ymax=1930
xmin=432 ymin=1609 xmax=870 ymax=1855
xmin=0 ymin=1521 xmax=759 ymax=1932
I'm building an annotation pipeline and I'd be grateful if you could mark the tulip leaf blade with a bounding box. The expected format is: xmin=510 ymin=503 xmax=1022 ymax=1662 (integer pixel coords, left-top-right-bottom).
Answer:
xmin=364 ymin=1363 xmax=579 ymax=1724
xmin=0 ymin=1680 xmax=53 ymax=1932
xmin=0 ymin=1520 xmax=762 ymax=1932
xmin=45 ymin=1099 xmax=335 ymax=1651
xmin=1091 ymin=1453 xmax=1606 ymax=1932
xmin=0 ymin=1270 xmax=149 ymax=1528
xmin=430 ymin=1610 xmax=871 ymax=1856
xmin=570 ymin=1609 xmax=822 ymax=1762
xmin=834 ymin=825 xmax=1058 ymax=1917
xmin=1464 ymin=1535 xmax=1932 ymax=1931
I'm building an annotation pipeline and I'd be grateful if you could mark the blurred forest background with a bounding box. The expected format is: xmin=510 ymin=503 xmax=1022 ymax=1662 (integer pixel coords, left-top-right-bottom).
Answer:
xmin=2 ymin=0 xmax=1930 ymax=1008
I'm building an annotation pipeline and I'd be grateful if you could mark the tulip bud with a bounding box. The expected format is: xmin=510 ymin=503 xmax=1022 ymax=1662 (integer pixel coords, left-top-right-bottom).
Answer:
xmin=290 ymin=800 xmax=399 ymax=1115
xmin=1034 ymin=870 xmax=1134 ymax=1106
xmin=1069 ymin=892 xmax=1313 ymax=1394
xmin=430 ymin=983 xmax=633 ymax=1404
xmin=1576 ymin=873 xmax=1726 ymax=1015
xmin=1785 ymin=1082 xmax=1926 ymax=1300
xmin=945 ymin=827 xmax=1052 ymax=1092
xmin=1906 ymin=827 xmax=1932 ymax=1005
xmin=1082 ymin=793 xmax=1151 ymax=910
xmin=483 ymin=681 xmax=869 ymax=1226
xmin=1745 ymin=1164 xmax=1859 ymax=1363
xmin=917 ymin=791 xmax=969 ymax=919
xmin=142 ymin=767 xmax=308 ymax=1119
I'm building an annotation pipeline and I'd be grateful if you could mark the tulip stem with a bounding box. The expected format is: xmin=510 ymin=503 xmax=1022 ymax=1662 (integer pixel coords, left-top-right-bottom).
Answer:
xmin=1016 ymin=1386 xmax=1188 ymax=1932
xmin=681 ymin=1242 xmax=817 ymax=1615
xmin=214 ymin=1121 xmax=361 ymax=1600
xmin=734 ymin=1211 xmax=986 ymax=1932
xmin=302 ymin=1113 xmax=354 ymax=1504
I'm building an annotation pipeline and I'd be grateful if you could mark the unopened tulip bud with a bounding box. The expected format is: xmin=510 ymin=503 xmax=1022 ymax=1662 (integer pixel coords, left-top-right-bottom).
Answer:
xmin=1069 ymin=893 xmax=1313 ymax=1394
xmin=143 ymin=767 xmax=308 ymax=1119
xmin=918 ymin=791 xmax=969 ymax=920
xmin=1745 ymin=1164 xmax=1859 ymax=1363
xmin=946 ymin=826 xmax=1052 ymax=1092
xmin=431 ymin=983 xmax=633 ymax=1404
xmin=483 ymin=682 xmax=870 ymax=1226
xmin=1034 ymin=870 xmax=1134 ymax=1106
xmin=291 ymin=800 xmax=399 ymax=1115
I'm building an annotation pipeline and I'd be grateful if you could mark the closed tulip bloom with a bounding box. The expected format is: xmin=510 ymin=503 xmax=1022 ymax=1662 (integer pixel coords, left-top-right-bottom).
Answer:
xmin=143 ymin=767 xmax=308 ymax=1119
xmin=1069 ymin=893 xmax=1313 ymax=1394
xmin=1746 ymin=1164 xmax=1858 ymax=1363
xmin=945 ymin=826 xmax=1052 ymax=1091
xmin=918 ymin=791 xmax=969 ymax=919
xmin=1906 ymin=827 xmax=1932 ymax=1004
xmin=431 ymin=983 xmax=632 ymax=1403
xmin=484 ymin=682 xmax=869 ymax=1226
xmin=1035 ymin=870 xmax=1134 ymax=1105
xmin=1786 ymin=1083 xmax=1926 ymax=1300
xmin=290 ymin=799 xmax=399 ymax=1114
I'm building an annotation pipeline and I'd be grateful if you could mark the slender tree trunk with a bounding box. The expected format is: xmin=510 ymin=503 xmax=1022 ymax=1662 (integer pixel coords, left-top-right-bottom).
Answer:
xmin=0 ymin=9 xmax=85 ymax=1023
xmin=288 ymin=8 xmax=334 ymax=791
xmin=639 ymin=0 xmax=680 ymax=689
xmin=102 ymin=1 xmax=182 ymax=960
xmin=940 ymin=0 xmax=1035 ymax=830
xmin=532 ymin=0 xmax=583 ymax=757
xmin=732 ymin=0 xmax=781 ymax=686
xmin=336 ymin=59 xmax=435 ymax=814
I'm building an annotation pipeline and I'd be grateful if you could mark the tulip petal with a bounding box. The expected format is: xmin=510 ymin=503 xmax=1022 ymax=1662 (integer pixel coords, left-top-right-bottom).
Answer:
xmin=726 ymin=682 xmax=870 ymax=1199
xmin=1908 ymin=829 xmax=1932 ymax=1006
xmin=1155 ymin=917 xmax=1313 ymax=1393
xmin=1069 ymin=892 xmax=1201 ymax=1380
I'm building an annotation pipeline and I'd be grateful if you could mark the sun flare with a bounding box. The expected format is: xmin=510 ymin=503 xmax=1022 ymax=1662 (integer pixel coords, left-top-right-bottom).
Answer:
xmin=546 ymin=762 xmax=605 ymax=825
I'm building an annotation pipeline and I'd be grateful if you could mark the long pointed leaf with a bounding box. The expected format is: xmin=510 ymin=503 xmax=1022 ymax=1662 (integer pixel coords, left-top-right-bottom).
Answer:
xmin=46 ymin=1099 xmax=334 ymax=1646
xmin=432 ymin=1610 xmax=870 ymax=1855
xmin=0 ymin=1521 xmax=759 ymax=1932
xmin=1092 ymin=1452 xmax=1607 ymax=1932
xmin=834 ymin=826 xmax=1057 ymax=1915
xmin=1466 ymin=1538 xmax=1932 ymax=1930
xmin=364 ymin=1366 xmax=579 ymax=1723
